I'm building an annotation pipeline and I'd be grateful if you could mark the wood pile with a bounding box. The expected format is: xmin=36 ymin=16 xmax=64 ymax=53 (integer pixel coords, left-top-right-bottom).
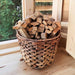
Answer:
xmin=13 ymin=12 xmax=61 ymax=39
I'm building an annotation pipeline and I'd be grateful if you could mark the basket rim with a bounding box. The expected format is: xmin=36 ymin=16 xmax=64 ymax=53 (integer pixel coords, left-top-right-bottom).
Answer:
xmin=16 ymin=31 xmax=61 ymax=41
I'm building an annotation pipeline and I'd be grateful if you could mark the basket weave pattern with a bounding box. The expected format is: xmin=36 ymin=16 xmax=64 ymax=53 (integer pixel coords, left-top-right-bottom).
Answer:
xmin=17 ymin=32 xmax=60 ymax=69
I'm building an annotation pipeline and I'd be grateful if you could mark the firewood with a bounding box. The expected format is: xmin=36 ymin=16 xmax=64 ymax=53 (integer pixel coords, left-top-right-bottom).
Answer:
xmin=45 ymin=25 xmax=48 ymax=29
xmin=40 ymin=24 xmax=45 ymax=28
xmin=45 ymin=26 xmax=53 ymax=31
xmin=45 ymin=26 xmax=53 ymax=34
xmin=13 ymin=25 xmax=20 ymax=30
xmin=52 ymin=27 xmax=60 ymax=36
xmin=13 ymin=20 xmax=30 ymax=38
xmin=21 ymin=23 xmax=28 ymax=28
xmin=47 ymin=20 xmax=52 ymax=25
xmin=45 ymin=29 xmax=52 ymax=34
xmin=31 ymin=22 xmax=39 ymax=26
xmin=13 ymin=12 xmax=61 ymax=39
xmin=18 ymin=28 xmax=30 ymax=38
xmin=35 ymin=32 xmax=40 ymax=39
xmin=37 ymin=17 xmax=42 ymax=23
xmin=13 ymin=20 xmax=23 ymax=30
xmin=34 ymin=11 xmax=43 ymax=17
xmin=18 ymin=20 xmax=23 ymax=26
xmin=33 ymin=27 xmax=37 ymax=31
xmin=30 ymin=15 xmax=37 ymax=20
xmin=48 ymin=26 xmax=53 ymax=31
xmin=30 ymin=34 xmax=35 ymax=39
xmin=38 ymin=27 xmax=44 ymax=32
xmin=43 ymin=15 xmax=49 ymax=20
xmin=28 ymin=27 xmax=37 ymax=33
xmin=43 ymin=20 xmax=47 ymax=26
xmin=29 ymin=27 xmax=37 ymax=35
xmin=25 ymin=18 xmax=32 ymax=24
xmin=52 ymin=23 xmax=57 ymax=29
xmin=32 ymin=30 xmax=37 ymax=34
xmin=38 ymin=24 xmax=45 ymax=32
xmin=30 ymin=11 xmax=43 ymax=20
xmin=55 ymin=22 xmax=61 ymax=29
xmin=41 ymin=33 xmax=47 ymax=39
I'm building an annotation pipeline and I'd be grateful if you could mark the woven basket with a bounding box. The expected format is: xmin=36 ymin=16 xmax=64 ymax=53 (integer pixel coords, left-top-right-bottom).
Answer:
xmin=16 ymin=31 xmax=60 ymax=69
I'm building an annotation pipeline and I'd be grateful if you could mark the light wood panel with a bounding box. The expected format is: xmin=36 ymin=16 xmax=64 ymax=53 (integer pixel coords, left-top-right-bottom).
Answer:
xmin=57 ymin=0 xmax=63 ymax=21
xmin=0 ymin=42 xmax=18 ymax=50
xmin=22 ymin=0 xmax=34 ymax=20
xmin=0 ymin=39 xmax=19 ymax=50
xmin=66 ymin=0 xmax=75 ymax=59
xmin=35 ymin=6 xmax=52 ymax=11
xmin=52 ymin=0 xmax=63 ymax=21
xmin=0 ymin=48 xmax=75 ymax=75
xmin=0 ymin=47 xmax=20 ymax=56
xmin=62 ymin=0 xmax=69 ymax=21
xmin=35 ymin=0 xmax=53 ymax=2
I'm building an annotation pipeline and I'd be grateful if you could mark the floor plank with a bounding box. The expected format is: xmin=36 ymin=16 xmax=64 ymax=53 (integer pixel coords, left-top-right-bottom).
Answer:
xmin=0 ymin=48 xmax=75 ymax=75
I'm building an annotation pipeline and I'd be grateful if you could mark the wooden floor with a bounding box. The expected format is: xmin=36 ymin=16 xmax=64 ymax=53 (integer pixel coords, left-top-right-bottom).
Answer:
xmin=0 ymin=48 xmax=75 ymax=75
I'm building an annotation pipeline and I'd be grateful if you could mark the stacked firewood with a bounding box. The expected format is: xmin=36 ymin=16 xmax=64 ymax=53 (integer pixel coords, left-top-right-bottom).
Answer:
xmin=13 ymin=12 xmax=61 ymax=39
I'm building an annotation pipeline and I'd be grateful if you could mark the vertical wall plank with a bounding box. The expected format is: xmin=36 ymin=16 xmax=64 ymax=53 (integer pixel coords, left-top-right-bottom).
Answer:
xmin=57 ymin=0 xmax=63 ymax=21
xmin=66 ymin=0 xmax=75 ymax=59
xmin=22 ymin=0 xmax=25 ymax=20
xmin=52 ymin=0 xmax=58 ymax=21
xmin=52 ymin=0 xmax=63 ymax=21
xmin=22 ymin=0 xmax=34 ymax=20
xmin=62 ymin=0 xmax=69 ymax=21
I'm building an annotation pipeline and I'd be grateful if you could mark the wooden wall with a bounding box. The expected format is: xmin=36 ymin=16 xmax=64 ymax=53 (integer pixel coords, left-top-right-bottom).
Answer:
xmin=62 ymin=0 xmax=69 ymax=21
xmin=66 ymin=0 xmax=75 ymax=58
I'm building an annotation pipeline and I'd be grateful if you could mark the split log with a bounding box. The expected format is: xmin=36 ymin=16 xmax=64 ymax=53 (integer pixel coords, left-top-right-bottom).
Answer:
xmin=13 ymin=20 xmax=23 ymax=30
xmin=37 ymin=17 xmax=42 ymax=23
xmin=28 ymin=27 xmax=37 ymax=32
xmin=31 ymin=22 xmax=39 ymax=26
xmin=13 ymin=20 xmax=30 ymax=38
xmin=21 ymin=23 xmax=28 ymax=28
xmin=30 ymin=11 xmax=43 ymax=20
xmin=43 ymin=20 xmax=47 ymax=26
xmin=45 ymin=26 xmax=53 ymax=30
xmin=40 ymin=24 xmax=45 ymax=28
xmin=13 ymin=25 xmax=20 ymax=30
xmin=30 ymin=15 xmax=37 ymax=20
xmin=24 ymin=18 xmax=32 ymax=24
xmin=18 ymin=28 xmax=30 ymax=38
xmin=38 ymin=24 xmax=45 ymax=32
xmin=41 ymin=33 xmax=47 ymax=39
xmin=52 ymin=27 xmax=60 ymax=36
xmin=33 ymin=27 xmax=37 ymax=31
xmin=29 ymin=27 xmax=37 ymax=35
xmin=28 ymin=27 xmax=33 ymax=32
xmin=30 ymin=34 xmax=35 ymax=39
xmin=45 ymin=29 xmax=52 ymax=34
xmin=47 ymin=20 xmax=52 ymax=25
xmin=52 ymin=23 xmax=57 ymax=29
xmin=38 ymin=27 xmax=44 ymax=32
xmin=35 ymin=32 xmax=40 ymax=39
xmin=45 ymin=26 xmax=53 ymax=34
xmin=43 ymin=15 xmax=49 ymax=20
xmin=48 ymin=26 xmax=53 ymax=31
xmin=34 ymin=11 xmax=43 ymax=17
xmin=55 ymin=22 xmax=61 ymax=29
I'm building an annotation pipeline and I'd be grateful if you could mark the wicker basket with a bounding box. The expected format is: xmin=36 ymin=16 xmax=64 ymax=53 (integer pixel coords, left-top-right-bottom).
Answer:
xmin=16 ymin=31 xmax=60 ymax=69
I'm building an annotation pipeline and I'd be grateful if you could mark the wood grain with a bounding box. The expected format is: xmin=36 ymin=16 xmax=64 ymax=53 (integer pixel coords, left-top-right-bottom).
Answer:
xmin=35 ymin=6 xmax=52 ymax=11
xmin=35 ymin=0 xmax=53 ymax=2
